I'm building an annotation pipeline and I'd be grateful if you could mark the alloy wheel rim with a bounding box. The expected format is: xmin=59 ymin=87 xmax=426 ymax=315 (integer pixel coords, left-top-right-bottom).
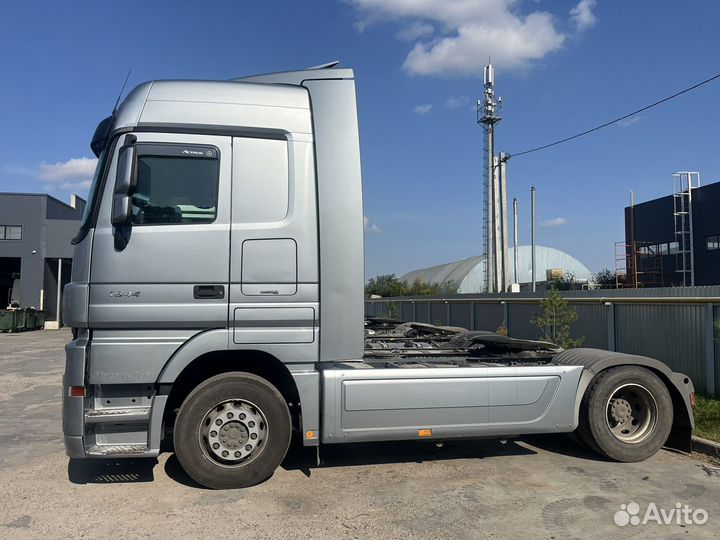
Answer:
xmin=198 ymin=399 xmax=268 ymax=467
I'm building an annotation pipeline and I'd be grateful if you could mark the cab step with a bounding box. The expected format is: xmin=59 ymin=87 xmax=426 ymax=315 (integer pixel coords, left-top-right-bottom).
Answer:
xmin=85 ymin=444 xmax=148 ymax=456
xmin=85 ymin=407 xmax=151 ymax=424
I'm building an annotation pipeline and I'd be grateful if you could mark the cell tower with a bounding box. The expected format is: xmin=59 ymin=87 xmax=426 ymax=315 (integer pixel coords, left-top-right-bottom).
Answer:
xmin=477 ymin=64 xmax=509 ymax=292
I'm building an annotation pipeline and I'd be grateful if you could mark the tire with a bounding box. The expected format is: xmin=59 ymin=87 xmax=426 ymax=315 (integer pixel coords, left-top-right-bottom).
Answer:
xmin=577 ymin=366 xmax=673 ymax=462
xmin=174 ymin=372 xmax=291 ymax=489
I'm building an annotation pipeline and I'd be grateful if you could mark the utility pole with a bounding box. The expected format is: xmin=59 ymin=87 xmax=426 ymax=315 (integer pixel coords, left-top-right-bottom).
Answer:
xmin=513 ymin=197 xmax=519 ymax=286
xmin=477 ymin=64 xmax=504 ymax=292
xmin=531 ymin=185 xmax=537 ymax=293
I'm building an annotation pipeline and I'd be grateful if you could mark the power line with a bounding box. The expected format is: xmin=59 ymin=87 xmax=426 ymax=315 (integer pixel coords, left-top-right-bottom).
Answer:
xmin=509 ymin=71 xmax=720 ymax=158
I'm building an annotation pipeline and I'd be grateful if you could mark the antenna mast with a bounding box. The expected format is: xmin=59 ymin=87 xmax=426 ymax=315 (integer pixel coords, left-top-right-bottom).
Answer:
xmin=477 ymin=64 xmax=509 ymax=292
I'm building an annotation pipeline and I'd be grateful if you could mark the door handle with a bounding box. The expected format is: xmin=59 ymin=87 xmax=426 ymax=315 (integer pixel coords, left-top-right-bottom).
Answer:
xmin=193 ymin=285 xmax=225 ymax=299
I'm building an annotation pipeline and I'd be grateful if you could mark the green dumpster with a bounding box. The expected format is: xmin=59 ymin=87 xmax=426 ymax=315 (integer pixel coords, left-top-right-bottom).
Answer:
xmin=36 ymin=311 xmax=46 ymax=329
xmin=14 ymin=309 xmax=27 ymax=332
xmin=25 ymin=308 xmax=37 ymax=331
xmin=0 ymin=310 xmax=16 ymax=332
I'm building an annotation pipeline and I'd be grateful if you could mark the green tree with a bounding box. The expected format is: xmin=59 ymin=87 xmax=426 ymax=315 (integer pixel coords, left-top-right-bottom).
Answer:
xmin=531 ymin=288 xmax=585 ymax=348
xmin=547 ymin=270 xmax=582 ymax=291
xmin=593 ymin=268 xmax=624 ymax=288
xmin=365 ymin=274 xmax=409 ymax=298
xmin=365 ymin=274 xmax=458 ymax=298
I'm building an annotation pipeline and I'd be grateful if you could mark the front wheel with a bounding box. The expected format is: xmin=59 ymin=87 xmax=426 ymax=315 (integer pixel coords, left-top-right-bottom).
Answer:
xmin=577 ymin=366 xmax=673 ymax=462
xmin=174 ymin=372 xmax=291 ymax=489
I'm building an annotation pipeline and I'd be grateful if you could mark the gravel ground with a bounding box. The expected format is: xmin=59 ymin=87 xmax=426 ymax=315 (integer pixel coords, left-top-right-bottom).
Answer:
xmin=1 ymin=329 xmax=719 ymax=539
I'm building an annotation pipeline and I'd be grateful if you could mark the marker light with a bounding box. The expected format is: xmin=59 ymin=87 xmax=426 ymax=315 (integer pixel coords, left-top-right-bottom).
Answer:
xmin=68 ymin=386 xmax=86 ymax=398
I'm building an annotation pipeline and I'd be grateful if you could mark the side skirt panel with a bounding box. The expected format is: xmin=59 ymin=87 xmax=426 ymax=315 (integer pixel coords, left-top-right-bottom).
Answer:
xmin=320 ymin=364 xmax=584 ymax=444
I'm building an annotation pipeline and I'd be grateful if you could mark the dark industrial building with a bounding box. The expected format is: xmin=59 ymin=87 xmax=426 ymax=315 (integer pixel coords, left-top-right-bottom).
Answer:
xmin=0 ymin=193 xmax=84 ymax=324
xmin=623 ymin=173 xmax=720 ymax=287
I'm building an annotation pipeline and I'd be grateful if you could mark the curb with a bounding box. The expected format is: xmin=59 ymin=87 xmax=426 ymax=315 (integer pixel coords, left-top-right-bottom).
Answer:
xmin=692 ymin=436 xmax=720 ymax=459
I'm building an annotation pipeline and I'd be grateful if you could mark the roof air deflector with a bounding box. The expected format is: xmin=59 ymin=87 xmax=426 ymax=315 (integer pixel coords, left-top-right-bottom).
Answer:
xmin=306 ymin=60 xmax=340 ymax=70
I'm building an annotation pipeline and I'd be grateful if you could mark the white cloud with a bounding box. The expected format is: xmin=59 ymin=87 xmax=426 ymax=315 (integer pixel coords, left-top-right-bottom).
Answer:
xmin=396 ymin=21 xmax=434 ymax=41
xmin=354 ymin=20 xmax=369 ymax=33
xmin=1 ymin=156 xmax=97 ymax=195
xmin=570 ymin=0 xmax=597 ymax=31
xmin=540 ymin=217 xmax=568 ymax=228
xmin=364 ymin=215 xmax=382 ymax=233
xmin=413 ymin=103 xmax=433 ymax=114
xmin=38 ymin=157 xmax=97 ymax=184
xmin=617 ymin=115 xmax=642 ymax=127
xmin=351 ymin=0 xmax=571 ymax=76
xmin=61 ymin=180 xmax=93 ymax=191
xmin=446 ymin=95 xmax=470 ymax=109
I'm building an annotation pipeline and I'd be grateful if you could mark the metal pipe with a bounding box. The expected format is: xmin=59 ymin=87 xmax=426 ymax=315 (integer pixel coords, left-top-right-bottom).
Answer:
xmin=688 ymin=178 xmax=696 ymax=286
xmin=513 ymin=197 xmax=519 ymax=285
xmin=487 ymin=126 xmax=495 ymax=292
xmin=531 ymin=185 xmax=536 ymax=292
xmin=499 ymin=155 xmax=509 ymax=292
xmin=630 ymin=190 xmax=637 ymax=287
xmin=56 ymin=258 xmax=62 ymax=324
xmin=492 ymin=155 xmax=502 ymax=292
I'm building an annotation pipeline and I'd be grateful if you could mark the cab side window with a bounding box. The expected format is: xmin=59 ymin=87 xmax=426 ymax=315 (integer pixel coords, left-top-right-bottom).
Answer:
xmin=131 ymin=145 xmax=220 ymax=225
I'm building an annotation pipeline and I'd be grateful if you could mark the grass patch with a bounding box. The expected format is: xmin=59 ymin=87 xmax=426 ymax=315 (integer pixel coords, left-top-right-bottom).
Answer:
xmin=694 ymin=395 xmax=720 ymax=442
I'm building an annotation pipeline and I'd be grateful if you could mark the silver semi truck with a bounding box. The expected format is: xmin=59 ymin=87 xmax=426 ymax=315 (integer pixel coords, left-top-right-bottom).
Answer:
xmin=62 ymin=64 xmax=696 ymax=489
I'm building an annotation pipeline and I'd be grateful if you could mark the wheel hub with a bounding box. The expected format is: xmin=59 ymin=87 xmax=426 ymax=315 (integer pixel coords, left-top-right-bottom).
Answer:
xmin=219 ymin=421 xmax=248 ymax=449
xmin=610 ymin=398 xmax=632 ymax=423
xmin=199 ymin=400 xmax=267 ymax=466
xmin=605 ymin=383 xmax=658 ymax=444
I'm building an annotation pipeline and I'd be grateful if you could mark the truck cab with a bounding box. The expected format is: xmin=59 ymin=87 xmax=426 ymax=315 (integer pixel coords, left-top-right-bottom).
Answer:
xmin=63 ymin=64 xmax=695 ymax=489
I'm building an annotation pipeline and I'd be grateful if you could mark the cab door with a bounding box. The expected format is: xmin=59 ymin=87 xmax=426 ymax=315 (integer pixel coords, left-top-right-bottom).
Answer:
xmin=89 ymin=132 xmax=231 ymax=330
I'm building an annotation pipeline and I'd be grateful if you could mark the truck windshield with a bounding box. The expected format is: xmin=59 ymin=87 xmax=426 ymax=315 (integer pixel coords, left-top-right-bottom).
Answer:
xmin=72 ymin=148 xmax=109 ymax=244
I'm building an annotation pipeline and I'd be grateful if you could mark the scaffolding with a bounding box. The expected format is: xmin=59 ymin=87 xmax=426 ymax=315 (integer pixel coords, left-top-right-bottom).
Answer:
xmin=672 ymin=172 xmax=700 ymax=287
xmin=615 ymin=241 xmax=664 ymax=288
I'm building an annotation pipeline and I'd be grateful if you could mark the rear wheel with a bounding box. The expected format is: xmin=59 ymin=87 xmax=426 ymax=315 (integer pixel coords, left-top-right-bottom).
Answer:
xmin=577 ymin=366 xmax=673 ymax=462
xmin=174 ymin=372 xmax=291 ymax=489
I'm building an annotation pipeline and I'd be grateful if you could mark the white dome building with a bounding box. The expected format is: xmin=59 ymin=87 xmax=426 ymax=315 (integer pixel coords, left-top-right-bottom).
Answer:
xmin=401 ymin=245 xmax=593 ymax=293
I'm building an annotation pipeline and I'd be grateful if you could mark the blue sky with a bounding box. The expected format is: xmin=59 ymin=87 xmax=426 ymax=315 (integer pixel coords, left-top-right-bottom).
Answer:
xmin=1 ymin=1 xmax=719 ymax=279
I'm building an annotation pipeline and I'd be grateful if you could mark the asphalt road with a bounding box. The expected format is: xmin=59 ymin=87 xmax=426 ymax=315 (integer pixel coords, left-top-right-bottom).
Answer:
xmin=1 ymin=329 xmax=719 ymax=539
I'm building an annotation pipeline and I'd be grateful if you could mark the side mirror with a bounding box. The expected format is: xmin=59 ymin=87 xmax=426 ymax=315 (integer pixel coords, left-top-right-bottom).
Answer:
xmin=111 ymin=144 xmax=137 ymax=226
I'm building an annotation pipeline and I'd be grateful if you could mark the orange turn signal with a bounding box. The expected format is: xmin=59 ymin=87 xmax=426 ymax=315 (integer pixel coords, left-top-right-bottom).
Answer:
xmin=68 ymin=386 xmax=86 ymax=398
xmin=690 ymin=392 xmax=697 ymax=409
xmin=417 ymin=429 xmax=433 ymax=438
xmin=305 ymin=430 xmax=318 ymax=440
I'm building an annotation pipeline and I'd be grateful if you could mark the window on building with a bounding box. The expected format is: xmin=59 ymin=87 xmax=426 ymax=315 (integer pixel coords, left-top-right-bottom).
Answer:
xmin=0 ymin=225 xmax=22 ymax=240
xmin=669 ymin=241 xmax=679 ymax=254
xmin=706 ymin=234 xmax=720 ymax=251
xmin=131 ymin=145 xmax=220 ymax=225
xmin=658 ymin=243 xmax=669 ymax=255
